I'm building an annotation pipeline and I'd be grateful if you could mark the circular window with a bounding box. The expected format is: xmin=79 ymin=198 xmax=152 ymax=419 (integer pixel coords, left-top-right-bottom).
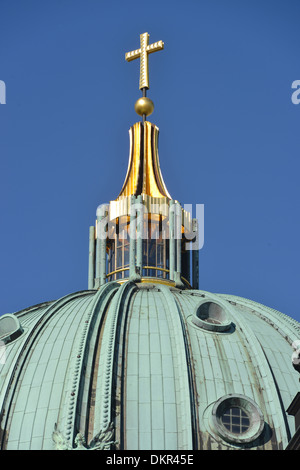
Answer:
xmin=0 ymin=314 xmax=23 ymax=344
xmin=212 ymin=395 xmax=264 ymax=444
xmin=221 ymin=406 xmax=250 ymax=434
xmin=192 ymin=301 xmax=232 ymax=332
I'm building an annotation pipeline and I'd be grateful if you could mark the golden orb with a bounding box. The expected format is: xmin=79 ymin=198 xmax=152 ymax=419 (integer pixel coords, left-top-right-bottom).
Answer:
xmin=134 ymin=97 xmax=154 ymax=117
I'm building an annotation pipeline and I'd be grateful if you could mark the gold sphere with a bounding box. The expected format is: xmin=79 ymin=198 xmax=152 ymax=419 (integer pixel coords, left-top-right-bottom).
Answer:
xmin=134 ymin=97 xmax=154 ymax=117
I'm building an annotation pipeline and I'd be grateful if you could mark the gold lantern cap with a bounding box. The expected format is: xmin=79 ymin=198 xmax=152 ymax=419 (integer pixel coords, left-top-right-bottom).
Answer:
xmin=116 ymin=120 xmax=171 ymax=200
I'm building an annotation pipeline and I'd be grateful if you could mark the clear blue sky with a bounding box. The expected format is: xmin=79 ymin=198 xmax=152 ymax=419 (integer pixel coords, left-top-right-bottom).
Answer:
xmin=0 ymin=0 xmax=299 ymax=322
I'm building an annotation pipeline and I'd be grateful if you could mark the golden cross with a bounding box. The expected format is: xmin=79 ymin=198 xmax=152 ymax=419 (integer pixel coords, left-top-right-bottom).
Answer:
xmin=125 ymin=32 xmax=164 ymax=90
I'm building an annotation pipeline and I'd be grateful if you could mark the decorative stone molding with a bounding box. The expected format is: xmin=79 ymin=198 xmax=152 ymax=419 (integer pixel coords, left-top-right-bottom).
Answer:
xmin=52 ymin=422 xmax=117 ymax=450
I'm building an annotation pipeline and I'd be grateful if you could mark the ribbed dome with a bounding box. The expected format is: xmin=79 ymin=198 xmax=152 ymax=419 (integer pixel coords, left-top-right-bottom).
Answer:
xmin=1 ymin=281 xmax=299 ymax=450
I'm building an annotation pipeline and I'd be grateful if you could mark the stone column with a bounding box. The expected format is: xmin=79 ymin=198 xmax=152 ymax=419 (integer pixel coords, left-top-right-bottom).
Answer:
xmin=136 ymin=195 xmax=143 ymax=278
xmin=169 ymin=200 xmax=175 ymax=281
xmin=129 ymin=196 xmax=137 ymax=280
xmin=88 ymin=226 xmax=95 ymax=289
xmin=95 ymin=204 xmax=108 ymax=287
xmin=192 ymin=218 xmax=199 ymax=289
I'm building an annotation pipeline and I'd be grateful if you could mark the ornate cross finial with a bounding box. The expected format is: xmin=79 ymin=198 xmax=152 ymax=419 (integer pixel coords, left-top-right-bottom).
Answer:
xmin=125 ymin=32 xmax=164 ymax=90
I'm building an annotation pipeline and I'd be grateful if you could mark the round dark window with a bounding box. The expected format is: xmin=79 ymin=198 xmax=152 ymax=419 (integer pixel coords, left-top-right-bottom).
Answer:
xmin=211 ymin=394 xmax=265 ymax=444
xmin=221 ymin=406 xmax=250 ymax=434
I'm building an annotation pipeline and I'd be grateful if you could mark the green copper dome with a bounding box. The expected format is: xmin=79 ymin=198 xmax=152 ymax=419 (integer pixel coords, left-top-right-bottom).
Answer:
xmin=0 ymin=281 xmax=299 ymax=450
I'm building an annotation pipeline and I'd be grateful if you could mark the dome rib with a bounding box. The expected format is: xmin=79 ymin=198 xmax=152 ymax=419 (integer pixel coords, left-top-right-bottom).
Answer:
xmin=158 ymin=285 xmax=196 ymax=449
xmin=0 ymin=290 xmax=95 ymax=449
xmin=57 ymin=282 xmax=120 ymax=447
xmin=95 ymin=281 xmax=137 ymax=435
xmin=218 ymin=294 xmax=300 ymax=345
xmin=224 ymin=302 xmax=290 ymax=449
